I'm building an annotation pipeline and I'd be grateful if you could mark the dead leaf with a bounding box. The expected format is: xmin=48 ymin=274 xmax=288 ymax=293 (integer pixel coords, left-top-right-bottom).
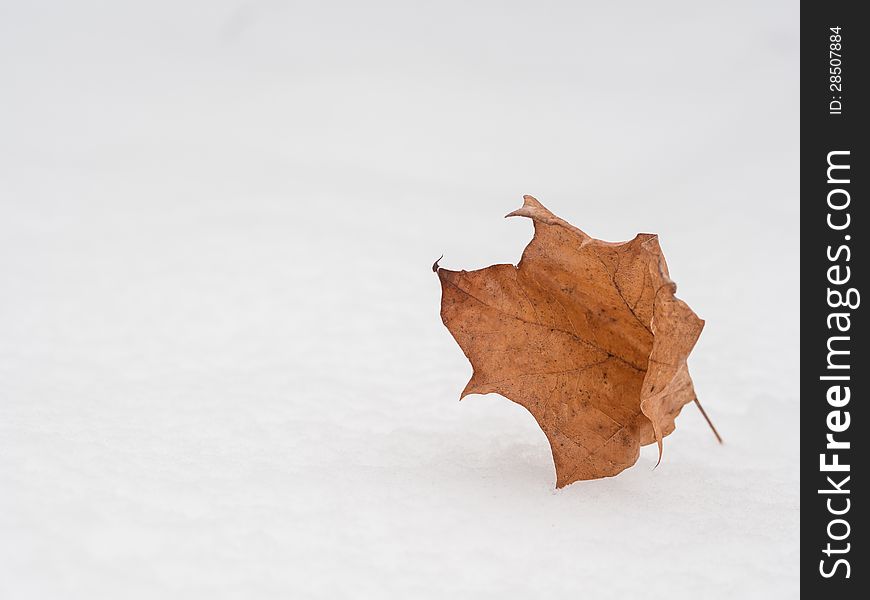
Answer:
xmin=436 ymin=195 xmax=710 ymax=487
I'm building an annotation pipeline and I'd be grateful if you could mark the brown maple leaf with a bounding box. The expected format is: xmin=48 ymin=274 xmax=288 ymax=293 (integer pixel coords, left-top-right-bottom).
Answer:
xmin=435 ymin=195 xmax=716 ymax=487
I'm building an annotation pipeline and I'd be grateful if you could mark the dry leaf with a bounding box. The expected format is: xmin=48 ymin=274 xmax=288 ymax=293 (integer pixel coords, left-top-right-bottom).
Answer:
xmin=435 ymin=195 xmax=710 ymax=487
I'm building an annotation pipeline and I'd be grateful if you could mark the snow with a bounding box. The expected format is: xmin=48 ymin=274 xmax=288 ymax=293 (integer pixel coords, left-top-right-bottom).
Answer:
xmin=1 ymin=1 xmax=798 ymax=598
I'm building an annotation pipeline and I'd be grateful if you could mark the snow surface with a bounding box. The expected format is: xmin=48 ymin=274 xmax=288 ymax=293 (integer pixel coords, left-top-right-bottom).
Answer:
xmin=1 ymin=1 xmax=799 ymax=598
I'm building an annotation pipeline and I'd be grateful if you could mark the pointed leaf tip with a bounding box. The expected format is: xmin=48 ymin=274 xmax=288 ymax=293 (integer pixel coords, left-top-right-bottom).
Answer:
xmin=506 ymin=195 xmax=544 ymax=218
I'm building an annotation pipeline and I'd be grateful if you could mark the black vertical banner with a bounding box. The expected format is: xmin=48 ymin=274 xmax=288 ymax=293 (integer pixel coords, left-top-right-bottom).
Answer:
xmin=802 ymin=2 xmax=867 ymax=596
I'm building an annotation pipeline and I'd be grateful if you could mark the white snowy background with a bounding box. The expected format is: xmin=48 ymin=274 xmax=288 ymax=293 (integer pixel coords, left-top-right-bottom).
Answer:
xmin=1 ymin=1 xmax=798 ymax=598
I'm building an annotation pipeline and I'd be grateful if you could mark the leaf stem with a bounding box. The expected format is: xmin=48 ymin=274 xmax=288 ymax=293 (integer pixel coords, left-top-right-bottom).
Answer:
xmin=693 ymin=397 xmax=723 ymax=444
